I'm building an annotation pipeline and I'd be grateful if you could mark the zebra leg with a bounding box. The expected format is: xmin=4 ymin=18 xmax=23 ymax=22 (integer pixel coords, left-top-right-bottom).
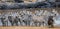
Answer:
xmin=4 ymin=21 xmax=8 ymax=26
xmin=27 ymin=21 xmax=30 ymax=26
xmin=15 ymin=21 xmax=18 ymax=26
xmin=6 ymin=21 xmax=8 ymax=26
xmin=42 ymin=22 xmax=45 ymax=26
xmin=20 ymin=21 xmax=22 ymax=26
xmin=11 ymin=22 xmax=14 ymax=26
xmin=24 ymin=21 xmax=27 ymax=26
xmin=23 ymin=20 xmax=27 ymax=26
xmin=25 ymin=21 xmax=28 ymax=26
xmin=10 ymin=21 xmax=14 ymax=26
xmin=5 ymin=21 xmax=7 ymax=26
xmin=19 ymin=20 xmax=23 ymax=26
xmin=15 ymin=23 xmax=18 ymax=26
xmin=34 ymin=22 xmax=37 ymax=26
xmin=39 ymin=22 xmax=41 ymax=26
xmin=2 ymin=21 xmax=6 ymax=26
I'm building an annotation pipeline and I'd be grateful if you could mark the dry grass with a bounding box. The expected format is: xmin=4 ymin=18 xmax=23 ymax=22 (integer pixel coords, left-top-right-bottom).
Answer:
xmin=0 ymin=26 xmax=60 ymax=29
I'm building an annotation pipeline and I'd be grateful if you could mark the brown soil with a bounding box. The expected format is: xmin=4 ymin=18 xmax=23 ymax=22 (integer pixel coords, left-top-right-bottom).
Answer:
xmin=0 ymin=26 xmax=60 ymax=29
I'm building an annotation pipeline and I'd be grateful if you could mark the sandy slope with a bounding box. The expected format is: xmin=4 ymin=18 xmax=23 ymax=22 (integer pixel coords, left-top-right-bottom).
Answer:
xmin=0 ymin=26 xmax=60 ymax=29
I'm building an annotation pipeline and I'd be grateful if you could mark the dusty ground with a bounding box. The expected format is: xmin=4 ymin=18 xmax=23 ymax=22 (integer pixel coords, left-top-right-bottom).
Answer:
xmin=0 ymin=26 xmax=60 ymax=29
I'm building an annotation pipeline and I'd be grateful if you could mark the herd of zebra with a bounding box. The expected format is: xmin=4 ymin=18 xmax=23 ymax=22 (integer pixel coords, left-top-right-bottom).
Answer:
xmin=0 ymin=10 xmax=58 ymax=27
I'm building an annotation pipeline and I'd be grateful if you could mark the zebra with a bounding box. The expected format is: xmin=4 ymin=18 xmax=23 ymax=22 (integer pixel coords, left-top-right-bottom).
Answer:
xmin=0 ymin=16 xmax=8 ymax=26
xmin=32 ymin=15 xmax=47 ymax=26
xmin=8 ymin=16 xmax=15 ymax=26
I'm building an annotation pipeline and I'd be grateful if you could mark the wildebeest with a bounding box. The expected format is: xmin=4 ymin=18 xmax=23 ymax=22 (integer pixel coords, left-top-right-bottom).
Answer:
xmin=48 ymin=16 xmax=54 ymax=28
